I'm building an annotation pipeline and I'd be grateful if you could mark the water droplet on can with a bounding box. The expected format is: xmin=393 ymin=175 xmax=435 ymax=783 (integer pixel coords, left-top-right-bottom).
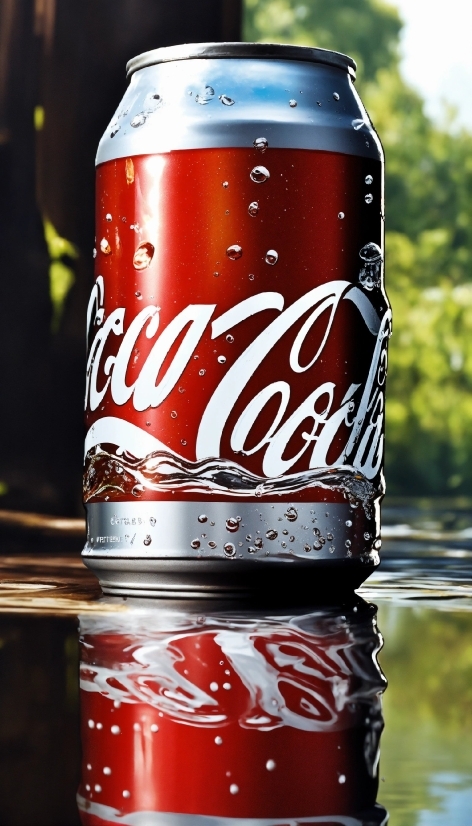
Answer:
xmin=250 ymin=166 xmax=270 ymax=183
xmin=365 ymin=174 xmax=373 ymax=185
xmin=225 ymin=518 xmax=239 ymax=532
xmin=253 ymin=137 xmax=268 ymax=152
xmin=190 ymin=539 xmax=200 ymax=549
xmin=352 ymin=118 xmax=365 ymax=130
xmin=365 ymin=193 xmax=373 ymax=204
xmin=346 ymin=520 xmax=352 ymax=527
xmin=122 ymin=790 xmax=130 ymax=798
xmin=105 ymin=213 xmax=112 ymax=222
xmin=213 ymin=271 xmax=219 ymax=277
xmin=248 ymin=273 xmax=255 ymax=280
xmin=313 ymin=540 xmax=323 ymax=550
xmin=222 ymin=181 xmax=229 ymax=188
xmin=284 ymin=506 xmax=298 ymax=522
xmin=364 ymin=532 xmax=371 ymax=540
xmin=248 ymin=201 xmax=259 ymax=216
xmin=198 ymin=514 xmax=208 ymax=523
xmin=339 ymin=774 xmax=346 ymax=784
xmin=143 ymin=535 xmax=152 ymax=546
xmin=247 ymin=546 xmax=256 ymax=554
xmin=170 ymin=410 xmax=177 ymax=418
xmin=289 ymin=99 xmax=297 ymax=107
xmin=230 ymin=784 xmax=239 ymax=795
xmin=131 ymin=113 xmax=147 ymax=128
xmin=219 ymin=94 xmax=234 ymax=106
xmin=199 ymin=368 xmax=206 ymax=376
xmin=338 ymin=212 xmax=345 ymax=219
xmin=226 ymin=334 xmax=234 ymax=343
xmin=224 ymin=543 xmax=236 ymax=557
xmin=100 ymin=238 xmax=111 ymax=255
xmin=92 ymin=248 xmax=97 ymax=258
xmin=208 ymin=540 xmax=217 ymax=549
xmin=333 ymin=92 xmax=340 ymax=101
xmin=135 ymin=291 xmax=142 ymax=298
xmin=111 ymin=725 xmax=120 ymax=735
xmin=266 ymin=759 xmax=276 ymax=771
xmin=266 ymin=529 xmax=278 ymax=540
xmin=195 ymin=86 xmax=214 ymax=104
xmin=345 ymin=540 xmax=352 ymax=547
xmin=265 ymin=249 xmax=278 ymax=265
xmin=217 ymin=355 xmax=226 ymax=364
xmin=226 ymin=244 xmax=242 ymax=260
xmin=133 ymin=241 xmax=155 ymax=270
xmin=125 ymin=158 xmax=134 ymax=184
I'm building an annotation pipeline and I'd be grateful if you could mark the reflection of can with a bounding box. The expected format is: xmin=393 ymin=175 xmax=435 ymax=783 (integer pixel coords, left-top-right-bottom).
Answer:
xmin=77 ymin=600 xmax=387 ymax=824
xmin=83 ymin=43 xmax=391 ymax=596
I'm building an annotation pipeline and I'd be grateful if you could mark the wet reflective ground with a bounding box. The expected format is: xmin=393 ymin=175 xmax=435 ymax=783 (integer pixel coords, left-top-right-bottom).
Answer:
xmin=0 ymin=500 xmax=471 ymax=825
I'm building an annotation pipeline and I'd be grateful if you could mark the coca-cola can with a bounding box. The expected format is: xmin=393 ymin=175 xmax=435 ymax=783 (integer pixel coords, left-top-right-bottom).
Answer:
xmin=77 ymin=599 xmax=388 ymax=825
xmin=83 ymin=43 xmax=391 ymax=596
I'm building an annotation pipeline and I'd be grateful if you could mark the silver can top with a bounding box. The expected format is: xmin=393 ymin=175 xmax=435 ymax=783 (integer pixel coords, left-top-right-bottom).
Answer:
xmin=126 ymin=42 xmax=357 ymax=79
xmin=98 ymin=42 xmax=381 ymax=165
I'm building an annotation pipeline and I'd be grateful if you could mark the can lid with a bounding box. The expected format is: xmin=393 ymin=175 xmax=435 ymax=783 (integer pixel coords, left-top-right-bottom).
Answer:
xmin=126 ymin=42 xmax=356 ymax=80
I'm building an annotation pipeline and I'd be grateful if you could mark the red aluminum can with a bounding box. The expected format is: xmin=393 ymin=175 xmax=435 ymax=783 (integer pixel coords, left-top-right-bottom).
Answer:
xmin=77 ymin=599 xmax=388 ymax=825
xmin=82 ymin=43 xmax=391 ymax=596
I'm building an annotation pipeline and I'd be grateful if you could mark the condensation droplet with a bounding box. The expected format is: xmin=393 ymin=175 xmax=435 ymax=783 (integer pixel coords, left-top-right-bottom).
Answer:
xmin=191 ymin=539 xmax=200 ymax=549
xmin=100 ymin=238 xmax=111 ymax=255
xmin=208 ymin=540 xmax=217 ymax=549
xmin=333 ymin=92 xmax=340 ymax=101
xmin=181 ymin=439 xmax=187 ymax=446
xmin=88 ymin=719 xmax=95 ymax=728
xmin=224 ymin=543 xmax=236 ymax=557
xmin=352 ymin=118 xmax=365 ymax=130
xmin=250 ymin=166 xmax=270 ymax=183
xmin=365 ymin=174 xmax=373 ymax=185
xmin=133 ymin=241 xmax=155 ymax=270
xmin=313 ymin=540 xmax=323 ymax=550
xmin=215 ymin=736 xmax=223 ymax=745
xmin=253 ymin=137 xmax=268 ymax=152
xmin=327 ymin=532 xmax=333 ymax=541
xmin=338 ymin=212 xmax=345 ymax=219
xmin=213 ymin=271 xmax=219 ymax=277
xmin=284 ymin=506 xmax=298 ymax=522
xmin=266 ymin=759 xmax=276 ymax=771
xmin=339 ymin=774 xmax=346 ymax=784
xmin=248 ymin=201 xmax=259 ymax=216
xmin=374 ymin=538 xmax=382 ymax=549
xmin=265 ymin=249 xmax=278 ymax=265
xmin=225 ymin=517 xmax=240 ymax=533
xmin=330 ymin=546 xmax=336 ymax=554
xmin=131 ymin=113 xmax=146 ymax=128
xmin=171 ymin=410 xmax=177 ymax=418
xmin=226 ymin=334 xmax=234 ymax=343
xmin=289 ymin=99 xmax=297 ymax=107
xmin=122 ymin=790 xmax=130 ymax=798
xmin=217 ymin=355 xmax=226 ymax=364
xmin=248 ymin=273 xmax=255 ymax=280
xmin=345 ymin=540 xmax=352 ymax=548
xmin=103 ymin=767 xmax=112 ymax=775
xmin=135 ymin=291 xmax=142 ymax=298
xmin=345 ymin=520 xmax=353 ymax=527
xmin=219 ymin=95 xmax=234 ymax=106
xmin=143 ymin=535 xmax=152 ymax=546
xmin=289 ymin=535 xmax=295 ymax=542
xmin=195 ymin=86 xmax=214 ymax=105
xmin=198 ymin=514 xmax=208 ymax=523
xmin=94 ymin=784 xmax=102 ymax=793
xmin=210 ymin=682 xmax=218 ymax=692
xmin=365 ymin=193 xmax=373 ymax=204
xmin=199 ymin=368 xmax=206 ymax=376
xmin=364 ymin=532 xmax=371 ymax=540
xmin=223 ymin=682 xmax=232 ymax=690
xmin=222 ymin=181 xmax=229 ymax=188
xmin=111 ymin=725 xmax=120 ymax=735
xmin=150 ymin=724 xmax=159 ymax=732
xmin=230 ymin=784 xmax=239 ymax=795
xmin=248 ymin=546 xmax=256 ymax=554
xmin=105 ymin=213 xmax=112 ymax=222
xmin=150 ymin=517 xmax=156 ymax=526
xmin=110 ymin=126 xmax=120 ymax=138
xmin=226 ymin=244 xmax=242 ymax=260
xmin=93 ymin=248 xmax=97 ymax=258
xmin=266 ymin=529 xmax=278 ymax=540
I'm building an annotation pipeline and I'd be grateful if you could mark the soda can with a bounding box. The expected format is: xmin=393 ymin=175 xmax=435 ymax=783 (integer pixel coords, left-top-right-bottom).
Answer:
xmin=82 ymin=43 xmax=391 ymax=596
xmin=77 ymin=599 xmax=388 ymax=825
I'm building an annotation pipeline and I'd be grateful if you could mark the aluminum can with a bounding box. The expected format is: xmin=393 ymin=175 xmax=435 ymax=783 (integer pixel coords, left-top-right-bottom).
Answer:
xmin=82 ymin=43 xmax=391 ymax=596
xmin=77 ymin=600 xmax=388 ymax=825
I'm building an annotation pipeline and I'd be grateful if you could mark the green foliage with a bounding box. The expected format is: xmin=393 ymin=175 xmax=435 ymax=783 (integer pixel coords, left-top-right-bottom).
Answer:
xmin=243 ymin=0 xmax=472 ymax=495
xmin=44 ymin=219 xmax=78 ymax=332
xmin=243 ymin=0 xmax=402 ymax=80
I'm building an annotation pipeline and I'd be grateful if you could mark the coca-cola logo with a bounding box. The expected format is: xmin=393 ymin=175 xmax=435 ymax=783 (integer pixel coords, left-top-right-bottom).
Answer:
xmin=85 ymin=278 xmax=391 ymax=482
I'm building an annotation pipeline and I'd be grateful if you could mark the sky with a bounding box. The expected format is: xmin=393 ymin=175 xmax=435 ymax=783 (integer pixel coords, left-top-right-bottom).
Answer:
xmin=393 ymin=0 xmax=472 ymax=130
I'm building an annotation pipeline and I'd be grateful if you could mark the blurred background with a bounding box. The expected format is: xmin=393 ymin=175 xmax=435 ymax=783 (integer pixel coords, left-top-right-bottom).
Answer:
xmin=1 ymin=0 xmax=471 ymax=518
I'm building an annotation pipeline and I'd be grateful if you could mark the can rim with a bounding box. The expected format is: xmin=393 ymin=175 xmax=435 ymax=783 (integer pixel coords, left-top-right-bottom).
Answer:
xmin=126 ymin=41 xmax=357 ymax=80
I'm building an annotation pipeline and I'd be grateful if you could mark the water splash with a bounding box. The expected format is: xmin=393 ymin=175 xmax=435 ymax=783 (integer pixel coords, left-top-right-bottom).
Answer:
xmin=83 ymin=445 xmax=379 ymax=516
